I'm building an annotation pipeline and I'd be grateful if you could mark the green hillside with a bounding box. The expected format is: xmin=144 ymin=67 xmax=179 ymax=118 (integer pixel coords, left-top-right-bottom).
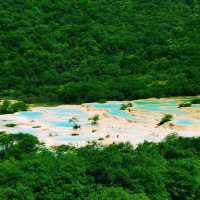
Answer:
xmin=1 ymin=133 xmax=200 ymax=200
xmin=0 ymin=0 xmax=200 ymax=102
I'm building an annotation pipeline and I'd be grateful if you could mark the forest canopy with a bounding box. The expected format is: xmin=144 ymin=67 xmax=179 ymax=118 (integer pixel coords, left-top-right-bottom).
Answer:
xmin=1 ymin=133 xmax=200 ymax=199
xmin=0 ymin=0 xmax=200 ymax=103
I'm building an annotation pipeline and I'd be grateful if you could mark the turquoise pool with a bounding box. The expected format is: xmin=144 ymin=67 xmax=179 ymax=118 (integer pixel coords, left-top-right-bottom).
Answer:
xmin=18 ymin=108 xmax=88 ymax=118
xmin=90 ymin=103 xmax=134 ymax=120
xmin=10 ymin=128 xmax=38 ymax=135
xmin=46 ymin=108 xmax=88 ymax=117
xmin=192 ymin=104 xmax=200 ymax=108
xmin=175 ymin=119 xmax=195 ymax=126
xmin=50 ymin=121 xmax=75 ymax=128
xmin=134 ymin=100 xmax=185 ymax=114
xmin=55 ymin=134 xmax=97 ymax=143
xmin=17 ymin=108 xmax=88 ymax=128
xmin=17 ymin=111 xmax=42 ymax=118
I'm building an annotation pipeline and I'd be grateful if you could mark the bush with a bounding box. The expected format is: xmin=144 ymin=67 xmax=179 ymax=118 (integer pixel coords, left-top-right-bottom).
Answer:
xmin=178 ymin=102 xmax=192 ymax=108
xmin=0 ymin=100 xmax=13 ymax=114
xmin=0 ymin=100 xmax=28 ymax=114
xmin=32 ymin=125 xmax=41 ymax=128
xmin=89 ymin=115 xmax=100 ymax=125
xmin=5 ymin=123 xmax=16 ymax=127
xmin=71 ymin=133 xmax=79 ymax=136
xmin=73 ymin=123 xmax=81 ymax=129
xmin=12 ymin=101 xmax=28 ymax=112
xmin=191 ymin=98 xmax=200 ymax=104
xmin=157 ymin=114 xmax=173 ymax=126
xmin=120 ymin=102 xmax=133 ymax=110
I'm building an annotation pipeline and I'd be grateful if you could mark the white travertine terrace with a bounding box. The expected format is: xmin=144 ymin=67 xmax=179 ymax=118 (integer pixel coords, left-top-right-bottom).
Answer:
xmin=0 ymin=97 xmax=200 ymax=147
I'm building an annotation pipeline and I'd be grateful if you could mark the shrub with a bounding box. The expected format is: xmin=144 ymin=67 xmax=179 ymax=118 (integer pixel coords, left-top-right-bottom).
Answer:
xmin=71 ymin=133 xmax=79 ymax=136
xmin=32 ymin=125 xmax=41 ymax=128
xmin=178 ymin=102 xmax=192 ymax=108
xmin=120 ymin=102 xmax=133 ymax=110
xmin=5 ymin=123 xmax=16 ymax=127
xmin=157 ymin=114 xmax=173 ymax=126
xmin=0 ymin=100 xmax=28 ymax=114
xmin=12 ymin=101 xmax=28 ymax=112
xmin=191 ymin=98 xmax=200 ymax=104
xmin=73 ymin=123 xmax=81 ymax=129
xmin=89 ymin=115 xmax=100 ymax=125
xmin=0 ymin=100 xmax=13 ymax=114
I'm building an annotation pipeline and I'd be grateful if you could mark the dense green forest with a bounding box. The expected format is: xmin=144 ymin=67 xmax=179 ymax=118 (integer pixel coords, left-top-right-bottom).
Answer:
xmin=0 ymin=0 xmax=200 ymax=103
xmin=0 ymin=132 xmax=200 ymax=199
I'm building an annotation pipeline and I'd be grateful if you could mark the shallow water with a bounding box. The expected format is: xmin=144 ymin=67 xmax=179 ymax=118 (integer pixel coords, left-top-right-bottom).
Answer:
xmin=50 ymin=121 xmax=75 ymax=128
xmin=175 ymin=119 xmax=195 ymax=126
xmin=1 ymin=97 xmax=200 ymax=146
xmin=18 ymin=111 xmax=42 ymax=118
xmin=192 ymin=104 xmax=200 ymax=108
xmin=17 ymin=108 xmax=88 ymax=128
xmin=46 ymin=108 xmax=88 ymax=117
xmin=91 ymin=103 xmax=134 ymax=120
xmin=92 ymin=100 xmax=186 ymax=116
xmin=55 ymin=133 xmax=97 ymax=143
xmin=134 ymin=100 xmax=185 ymax=114
xmin=10 ymin=127 xmax=38 ymax=135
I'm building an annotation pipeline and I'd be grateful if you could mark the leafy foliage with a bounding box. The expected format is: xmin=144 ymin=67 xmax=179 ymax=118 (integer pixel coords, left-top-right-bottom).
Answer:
xmin=158 ymin=114 xmax=173 ymax=126
xmin=178 ymin=102 xmax=192 ymax=108
xmin=88 ymin=115 xmax=100 ymax=125
xmin=0 ymin=0 xmax=200 ymax=103
xmin=120 ymin=102 xmax=133 ymax=110
xmin=191 ymin=98 xmax=200 ymax=104
xmin=5 ymin=123 xmax=16 ymax=127
xmin=0 ymin=100 xmax=28 ymax=114
xmin=73 ymin=123 xmax=81 ymax=129
xmin=0 ymin=133 xmax=200 ymax=199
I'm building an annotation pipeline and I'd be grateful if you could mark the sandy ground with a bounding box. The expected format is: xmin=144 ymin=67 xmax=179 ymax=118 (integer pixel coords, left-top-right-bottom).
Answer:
xmin=0 ymin=97 xmax=200 ymax=147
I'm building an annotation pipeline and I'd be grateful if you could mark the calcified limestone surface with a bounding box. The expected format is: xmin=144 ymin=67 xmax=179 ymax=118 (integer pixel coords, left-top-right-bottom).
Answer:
xmin=0 ymin=97 xmax=200 ymax=147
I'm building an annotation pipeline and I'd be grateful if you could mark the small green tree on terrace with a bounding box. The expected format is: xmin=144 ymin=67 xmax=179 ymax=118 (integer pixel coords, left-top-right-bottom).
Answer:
xmin=120 ymin=102 xmax=133 ymax=110
xmin=0 ymin=100 xmax=12 ymax=114
xmin=157 ymin=114 xmax=173 ymax=126
xmin=12 ymin=101 xmax=28 ymax=112
xmin=89 ymin=115 xmax=100 ymax=125
xmin=0 ymin=100 xmax=28 ymax=114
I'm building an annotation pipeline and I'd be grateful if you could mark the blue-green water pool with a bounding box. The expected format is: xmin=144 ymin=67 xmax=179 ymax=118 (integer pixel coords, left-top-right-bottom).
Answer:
xmin=90 ymin=103 xmax=134 ymax=120
xmin=175 ymin=119 xmax=195 ymax=126
xmin=134 ymin=100 xmax=186 ymax=114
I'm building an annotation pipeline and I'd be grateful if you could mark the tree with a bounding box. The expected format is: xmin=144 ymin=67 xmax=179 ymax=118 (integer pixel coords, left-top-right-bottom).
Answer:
xmin=86 ymin=187 xmax=150 ymax=200
xmin=12 ymin=101 xmax=28 ymax=112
